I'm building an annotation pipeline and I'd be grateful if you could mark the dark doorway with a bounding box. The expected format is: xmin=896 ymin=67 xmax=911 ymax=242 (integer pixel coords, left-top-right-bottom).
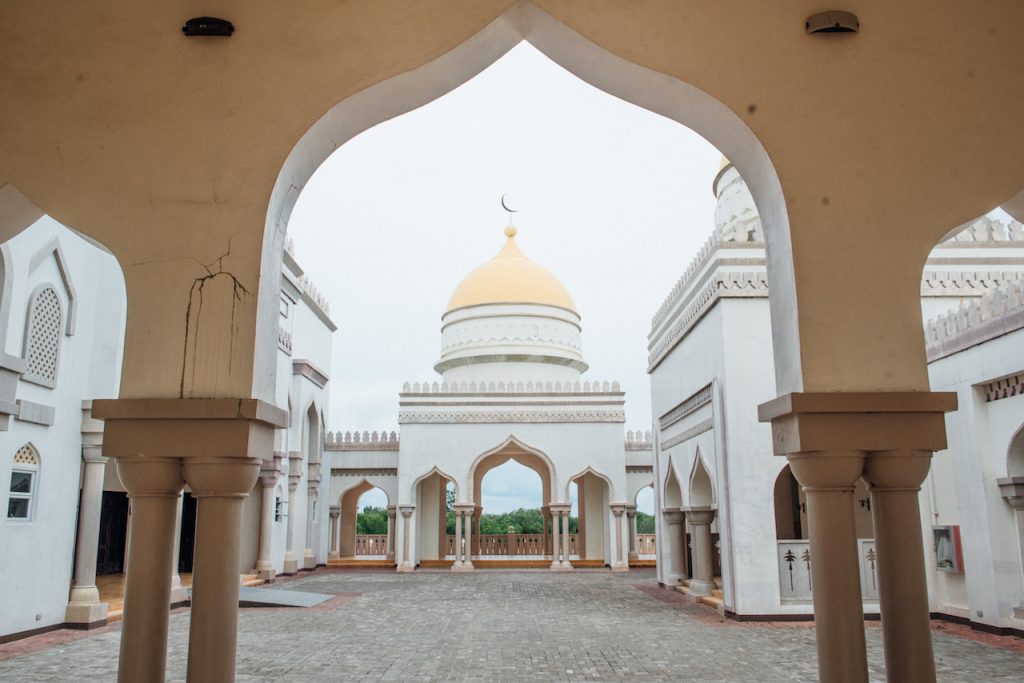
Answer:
xmin=96 ymin=491 xmax=129 ymax=575
xmin=177 ymin=492 xmax=197 ymax=574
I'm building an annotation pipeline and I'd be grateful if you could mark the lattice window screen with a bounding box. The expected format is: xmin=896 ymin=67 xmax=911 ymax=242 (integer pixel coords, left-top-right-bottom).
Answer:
xmin=13 ymin=444 xmax=38 ymax=466
xmin=24 ymin=287 xmax=62 ymax=386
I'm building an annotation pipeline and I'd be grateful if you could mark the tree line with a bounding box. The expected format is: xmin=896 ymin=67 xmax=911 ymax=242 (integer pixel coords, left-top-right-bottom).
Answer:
xmin=356 ymin=506 xmax=655 ymax=535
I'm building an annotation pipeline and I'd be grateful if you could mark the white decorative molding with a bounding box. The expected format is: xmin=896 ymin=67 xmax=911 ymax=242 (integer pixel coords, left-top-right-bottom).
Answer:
xmin=920 ymin=270 xmax=1024 ymax=297
xmin=400 ymin=379 xmax=622 ymax=395
xmin=277 ymin=327 xmax=293 ymax=355
xmin=648 ymin=273 xmax=769 ymax=370
xmin=651 ymin=224 xmax=766 ymax=331
xmin=326 ymin=430 xmax=399 ymax=450
xmin=661 ymin=419 xmax=714 ymax=450
xmin=625 ymin=465 xmax=654 ymax=473
xmin=925 ymin=281 xmax=1024 ymax=361
xmin=292 ymin=359 xmax=329 ymax=388
xmin=937 ymin=216 xmax=1024 ymax=244
xmin=398 ymin=409 xmax=626 ymax=424
xmin=659 ymin=384 xmax=712 ymax=430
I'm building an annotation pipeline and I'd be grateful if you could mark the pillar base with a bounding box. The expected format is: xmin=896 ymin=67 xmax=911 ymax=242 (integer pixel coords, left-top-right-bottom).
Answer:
xmin=65 ymin=600 xmax=108 ymax=626
xmin=627 ymin=551 xmax=639 ymax=561
xmin=610 ymin=562 xmax=630 ymax=572
xmin=396 ymin=563 xmax=416 ymax=573
xmin=551 ymin=561 xmax=573 ymax=572
xmin=452 ymin=560 xmax=474 ymax=572
xmin=169 ymin=574 xmax=189 ymax=605
xmin=688 ymin=579 xmax=715 ymax=596
xmin=303 ymin=551 xmax=316 ymax=570
xmin=257 ymin=568 xmax=277 ymax=582
xmin=282 ymin=558 xmax=299 ymax=575
xmin=328 ymin=551 xmax=340 ymax=560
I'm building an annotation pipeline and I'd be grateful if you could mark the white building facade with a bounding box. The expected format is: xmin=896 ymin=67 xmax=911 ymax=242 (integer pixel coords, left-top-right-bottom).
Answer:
xmin=648 ymin=158 xmax=1024 ymax=634
xmin=0 ymin=224 xmax=335 ymax=641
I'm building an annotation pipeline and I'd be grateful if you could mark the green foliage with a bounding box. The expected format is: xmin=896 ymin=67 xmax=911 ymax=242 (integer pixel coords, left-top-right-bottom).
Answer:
xmin=636 ymin=511 xmax=656 ymax=534
xmin=356 ymin=506 xmax=389 ymax=535
xmin=441 ymin=508 xmax=582 ymax=535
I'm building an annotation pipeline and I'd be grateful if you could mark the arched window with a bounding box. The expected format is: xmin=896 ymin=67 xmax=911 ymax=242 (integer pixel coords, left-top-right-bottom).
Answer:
xmin=23 ymin=285 xmax=63 ymax=387
xmin=8 ymin=444 xmax=39 ymax=520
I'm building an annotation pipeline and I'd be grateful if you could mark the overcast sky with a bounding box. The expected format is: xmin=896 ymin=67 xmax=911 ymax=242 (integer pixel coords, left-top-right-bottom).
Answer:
xmin=288 ymin=43 xmax=724 ymax=513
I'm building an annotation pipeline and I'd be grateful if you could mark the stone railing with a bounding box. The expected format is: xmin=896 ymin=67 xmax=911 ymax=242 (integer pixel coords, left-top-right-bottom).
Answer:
xmin=401 ymin=380 xmax=622 ymax=395
xmin=924 ymin=280 xmax=1024 ymax=359
xmin=636 ymin=533 xmax=656 ymax=556
xmin=354 ymin=535 xmax=388 ymax=556
xmin=625 ymin=430 xmax=653 ymax=450
xmin=445 ymin=533 xmax=578 ymax=557
xmin=326 ymin=430 xmax=400 ymax=450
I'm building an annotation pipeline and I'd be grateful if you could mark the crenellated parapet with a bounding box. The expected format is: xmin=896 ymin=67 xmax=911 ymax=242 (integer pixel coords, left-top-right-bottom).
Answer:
xmin=400 ymin=379 xmax=623 ymax=395
xmin=925 ymin=280 xmax=1024 ymax=361
xmin=937 ymin=216 xmax=1024 ymax=244
xmin=297 ymin=274 xmax=331 ymax=317
xmin=625 ymin=430 xmax=653 ymax=450
xmin=921 ymin=271 xmax=1024 ymax=296
xmin=326 ymin=430 xmax=400 ymax=450
xmin=650 ymin=224 xmax=766 ymax=331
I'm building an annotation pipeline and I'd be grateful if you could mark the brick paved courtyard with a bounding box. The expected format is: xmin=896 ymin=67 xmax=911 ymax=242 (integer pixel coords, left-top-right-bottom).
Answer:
xmin=1 ymin=569 xmax=1021 ymax=682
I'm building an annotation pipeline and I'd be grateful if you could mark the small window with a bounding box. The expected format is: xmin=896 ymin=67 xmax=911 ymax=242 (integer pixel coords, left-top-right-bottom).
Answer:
xmin=23 ymin=286 xmax=63 ymax=388
xmin=274 ymin=497 xmax=283 ymax=522
xmin=8 ymin=445 xmax=39 ymax=520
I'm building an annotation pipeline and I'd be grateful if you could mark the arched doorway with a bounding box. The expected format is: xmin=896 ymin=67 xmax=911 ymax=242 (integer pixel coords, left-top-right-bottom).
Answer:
xmin=413 ymin=469 xmax=457 ymax=568
xmin=337 ymin=481 xmax=391 ymax=561
xmin=567 ymin=468 xmax=614 ymax=568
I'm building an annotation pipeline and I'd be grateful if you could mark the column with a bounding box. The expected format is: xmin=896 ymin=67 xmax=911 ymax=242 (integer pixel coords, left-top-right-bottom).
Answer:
xmin=663 ymin=509 xmax=687 ymax=583
xmin=610 ymin=504 xmax=629 ymax=571
xmin=452 ymin=507 xmax=464 ymax=569
xmin=865 ymin=451 xmax=936 ymax=683
xmin=997 ymin=476 xmax=1024 ymax=616
xmin=541 ymin=505 xmax=551 ymax=555
xmin=462 ymin=507 xmax=475 ymax=570
xmin=626 ymin=505 xmax=639 ymax=561
xmin=303 ymin=467 xmax=321 ymax=569
xmin=254 ymin=468 xmax=279 ymax=578
xmin=65 ymin=451 xmax=109 ymax=626
xmin=686 ymin=508 xmax=717 ymax=595
xmin=550 ymin=505 xmax=562 ymax=570
xmin=386 ymin=505 xmax=397 ymax=563
xmin=183 ymin=456 xmax=261 ymax=683
xmin=561 ymin=507 xmax=573 ymax=570
xmin=397 ymin=506 xmax=415 ymax=572
xmin=789 ymin=451 xmax=869 ymax=683
xmin=473 ymin=505 xmax=482 ymax=556
xmin=328 ymin=505 xmax=341 ymax=560
xmin=169 ymin=493 xmax=188 ymax=604
xmin=114 ymin=456 xmax=184 ymax=683
xmin=282 ymin=453 xmax=302 ymax=575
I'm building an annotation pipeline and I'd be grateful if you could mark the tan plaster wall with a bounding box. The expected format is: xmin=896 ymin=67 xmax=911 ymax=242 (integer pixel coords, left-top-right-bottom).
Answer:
xmin=2 ymin=1 xmax=1023 ymax=398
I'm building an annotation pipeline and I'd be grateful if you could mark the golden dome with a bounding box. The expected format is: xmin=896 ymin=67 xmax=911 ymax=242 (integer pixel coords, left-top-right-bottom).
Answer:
xmin=445 ymin=227 xmax=577 ymax=314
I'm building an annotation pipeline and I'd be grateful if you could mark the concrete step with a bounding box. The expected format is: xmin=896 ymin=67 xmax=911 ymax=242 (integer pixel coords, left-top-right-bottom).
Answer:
xmin=328 ymin=559 xmax=395 ymax=569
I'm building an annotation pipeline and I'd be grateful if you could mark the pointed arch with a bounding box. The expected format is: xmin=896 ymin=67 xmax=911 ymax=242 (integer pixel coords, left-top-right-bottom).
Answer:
xmin=337 ymin=477 xmax=392 ymax=509
xmin=564 ymin=465 xmax=615 ymax=501
xmin=410 ymin=465 xmax=459 ymax=501
xmin=632 ymin=481 xmax=655 ymax=508
xmin=1008 ymin=423 xmax=1024 ymax=478
xmin=687 ymin=448 xmax=715 ymax=508
xmin=663 ymin=455 xmax=684 ymax=509
xmin=303 ymin=399 xmax=321 ymax=464
xmin=27 ymin=236 xmax=77 ymax=336
xmin=259 ymin=0 xmax=796 ymax=393
xmin=467 ymin=435 xmax=556 ymax=504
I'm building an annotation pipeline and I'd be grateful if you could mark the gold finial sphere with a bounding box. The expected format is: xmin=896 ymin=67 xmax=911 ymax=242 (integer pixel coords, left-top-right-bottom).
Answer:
xmin=504 ymin=226 xmax=517 ymax=238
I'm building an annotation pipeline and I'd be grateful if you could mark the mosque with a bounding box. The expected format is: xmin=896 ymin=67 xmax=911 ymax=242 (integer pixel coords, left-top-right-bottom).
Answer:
xmin=325 ymin=226 xmax=653 ymax=572
xmin=3 ymin=3 xmax=1024 ymax=681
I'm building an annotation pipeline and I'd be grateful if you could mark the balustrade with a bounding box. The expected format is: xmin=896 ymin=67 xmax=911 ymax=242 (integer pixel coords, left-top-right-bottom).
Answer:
xmin=443 ymin=533 xmax=579 ymax=557
xmin=354 ymin=535 xmax=389 ymax=556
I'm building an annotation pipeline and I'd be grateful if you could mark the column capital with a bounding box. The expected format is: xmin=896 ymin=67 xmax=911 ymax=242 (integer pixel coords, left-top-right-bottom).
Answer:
xmin=329 ymin=505 xmax=340 ymax=516
xmin=863 ymin=449 xmax=932 ymax=491
xmin=399 ymin=505 xmax=415 ymax=517
xmin=387 ymin=504 xmax=397 ymax=514
xmin=453 ymin=503 xmax=476 ymax=514
xmin=610 ymin=503 xmax=627 ymax=516
xmin=683 ymin=506 xmax=717 ymax=525
xmin=662 ymin=508 xmax=684 ymax=523
xmin=549 ymin=503 xmax=571 ymax=514
xmin=183 ymin=457 xmax=262 ymax=499
xmin=93 ymin=398 xmax=284 ymax=461
xmin=788 ymin=450 xmax=866 ymax=490
xmin=116 ymin=456 xmax=184 ymax=498
xmin=997 ymin=476 xmax=1024 ymax=510
xmin=757 ymin=391 xmax=956 ymax=455
xmin=258 ymin=469 xmax=279 ymax=487
xmin=82 ymin=449 xmax=108 ymax=465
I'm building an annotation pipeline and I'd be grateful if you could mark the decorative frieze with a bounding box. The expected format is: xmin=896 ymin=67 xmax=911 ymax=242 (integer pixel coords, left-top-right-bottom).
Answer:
xmin=920 ymin=270 xmax=1024 ymax=296
xmin=330 ymin=468 xmax=398 ymax=477
xmin=398 ymin=409 xmax=626 ymax=424
xmin=625 ymin=465 xmax=654 ymax=474
xmin=982 ymin=373 xmax=1024 ymax=403
xmin=277 ymin=327 xmax=293 ymax=355
xmin=401 ymin=379 xmax=622 ymax=395
xmin=658 ymin=384 xmax=712 ymax=430
xmin=660 ymin=419 xmax=714 ymax=450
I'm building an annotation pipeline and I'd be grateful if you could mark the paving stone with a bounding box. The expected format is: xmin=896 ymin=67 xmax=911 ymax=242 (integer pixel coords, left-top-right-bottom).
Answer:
xmin=0 ymin=569 xmax=1021 ymax=681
